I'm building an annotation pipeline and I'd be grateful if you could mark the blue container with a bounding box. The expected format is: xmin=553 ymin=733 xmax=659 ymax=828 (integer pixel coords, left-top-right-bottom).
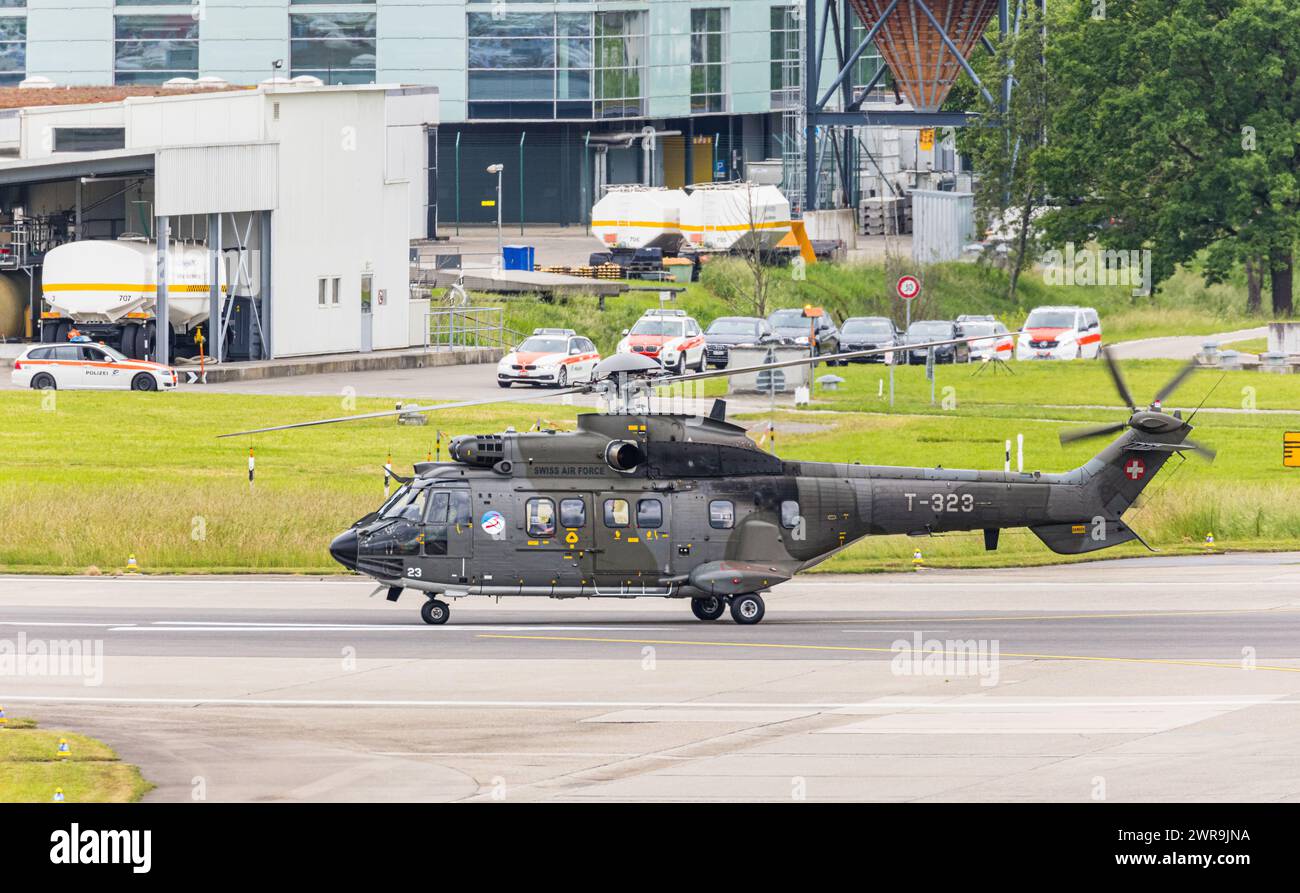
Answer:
xmin=502 ymin=245 xmax=535 ymax=271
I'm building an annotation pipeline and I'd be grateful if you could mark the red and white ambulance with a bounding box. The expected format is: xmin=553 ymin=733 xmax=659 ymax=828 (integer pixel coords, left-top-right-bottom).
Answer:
xmin=1016 ymin=306 xmax=1102 ymax=361
xmin=615 ymin=309 xmax=707 ymax=375
xmin=496 ymin=328 xmax=601 ymax=388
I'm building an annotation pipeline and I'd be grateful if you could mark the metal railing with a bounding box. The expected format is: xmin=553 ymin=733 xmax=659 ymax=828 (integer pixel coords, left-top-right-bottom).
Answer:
xmin=424 ymin=306 xmax=506 ymax=351
xmin=0 ymin=218 xmax=63 ymax=270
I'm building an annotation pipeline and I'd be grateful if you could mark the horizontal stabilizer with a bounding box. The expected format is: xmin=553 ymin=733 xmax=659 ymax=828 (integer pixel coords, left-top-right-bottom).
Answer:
xmin=1031 ymin=519 xmax=1142 ymax=555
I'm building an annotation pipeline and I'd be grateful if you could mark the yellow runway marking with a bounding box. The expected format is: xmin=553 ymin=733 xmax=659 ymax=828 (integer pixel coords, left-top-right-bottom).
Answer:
xmin=478 ymin=634 xmax=1300 ymax=674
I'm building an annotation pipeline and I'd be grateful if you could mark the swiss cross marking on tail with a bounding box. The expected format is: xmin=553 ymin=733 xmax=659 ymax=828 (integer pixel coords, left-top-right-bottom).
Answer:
xmin=1124 ymin=458 xmax=1146 ymax=480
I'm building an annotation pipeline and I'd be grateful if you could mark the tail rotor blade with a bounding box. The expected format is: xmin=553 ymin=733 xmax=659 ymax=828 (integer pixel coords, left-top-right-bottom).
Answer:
xmin=1183 ymin=438 xmax=1217 ymax=462
xmin=1101 ymin=346 xmax=1137 ymax=412
xmin=1059 ymin=421 xmax=1128 ymax=446
xmin=1153 ymin=357 xmax=1200 ymax=406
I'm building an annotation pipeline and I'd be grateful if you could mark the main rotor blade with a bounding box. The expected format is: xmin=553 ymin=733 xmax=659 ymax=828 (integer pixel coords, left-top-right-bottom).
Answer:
xmin=1058 ymin=421 xmax=1128 ymax=445
xmin=1153 ymin=357 xmax=1200 ymax=406
xmin=1100 ymin=346 xmax=1137 ymax=412
xmin=218 ymin=387 xmax=588 ymax=438
xmin=656 ymin=332 xmax=1024 ymax=387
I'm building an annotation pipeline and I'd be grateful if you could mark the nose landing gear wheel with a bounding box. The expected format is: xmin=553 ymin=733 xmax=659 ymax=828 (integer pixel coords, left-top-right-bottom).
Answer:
xmin=691 ymin=595 xmax=726 ymax=621
xmin=730 ymin=593 xmax=765 ymax=625
xmin=420 ymin=598 xmax=450 ymax=625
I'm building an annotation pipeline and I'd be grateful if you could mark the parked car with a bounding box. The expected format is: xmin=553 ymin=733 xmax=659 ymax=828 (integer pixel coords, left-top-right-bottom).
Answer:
xmin=767 ymin=307 xmax=841 ymax=361
xmin=956 ymin=318 xmax=1014 ymax=362
xmin=615 ymin=309 xmax=706 ymax=374
xmin=10 ymin=342 xmax=177 ymax=391
xmin=839 ymin=316 xmax=902 ymax=364
xmin=1015 ymin=306 xmax=1102 ymax=361
xmin=702 ymin=316 xmax=773 ymax=368
xmin=497 ymin=328 xmax=601 ymax=388
xmin=904 ymin=320 xmax=970 ymax=364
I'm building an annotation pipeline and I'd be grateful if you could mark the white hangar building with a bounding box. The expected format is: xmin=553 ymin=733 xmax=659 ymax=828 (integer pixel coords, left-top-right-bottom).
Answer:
xmin=0 ymin=81 xmax=438 ymax=361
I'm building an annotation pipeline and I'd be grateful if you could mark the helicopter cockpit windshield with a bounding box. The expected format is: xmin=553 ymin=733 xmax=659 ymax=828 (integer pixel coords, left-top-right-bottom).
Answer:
xmin=378 ymin=484 xmax=426 ymax=521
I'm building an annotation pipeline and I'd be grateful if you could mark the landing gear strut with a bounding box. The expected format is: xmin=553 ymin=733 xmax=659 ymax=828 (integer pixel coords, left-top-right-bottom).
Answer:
xmin=690 ymin=595 xmax=726 ymax=622
xmin=420 ymin=598 xmax=450 ymax=625
xmin=729 ymin=593 xmax=765 ymax=625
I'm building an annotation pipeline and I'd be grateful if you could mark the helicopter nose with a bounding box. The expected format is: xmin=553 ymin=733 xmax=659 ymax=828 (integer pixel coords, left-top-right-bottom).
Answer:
xmin=329 ymin=529 xmax=359 ymax=571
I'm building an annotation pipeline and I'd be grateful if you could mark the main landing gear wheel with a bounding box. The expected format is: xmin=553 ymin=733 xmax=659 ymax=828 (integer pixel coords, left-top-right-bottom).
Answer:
xmin=420 ymin=598 xmax=450 ymax=625
xmin=730 ymin=593 xmax=765 ymax=625
xmin=691 ymin=595 xmax=726 ymax=621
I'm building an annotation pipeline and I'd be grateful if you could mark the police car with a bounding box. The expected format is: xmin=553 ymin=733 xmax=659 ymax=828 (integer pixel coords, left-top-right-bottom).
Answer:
xmin=10 ymin=342 xmax=178 ymax=391
xmin=1016 ymin=306 xmax=1102 ymax=361
xmin=497 ymin=328 xmax=601 ymax=388
xmin=615 ymin=309 xmax=707 ymax=374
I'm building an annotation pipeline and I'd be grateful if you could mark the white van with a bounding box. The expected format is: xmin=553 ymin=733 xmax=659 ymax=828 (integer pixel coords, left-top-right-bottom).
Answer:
xmin=1016 ymin=306 xmax=1102 ymax=361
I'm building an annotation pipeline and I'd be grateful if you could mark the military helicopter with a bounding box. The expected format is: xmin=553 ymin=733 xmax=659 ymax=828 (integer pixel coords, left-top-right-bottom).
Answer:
xmin=222 ymin=340 xmax=1212 ymax=625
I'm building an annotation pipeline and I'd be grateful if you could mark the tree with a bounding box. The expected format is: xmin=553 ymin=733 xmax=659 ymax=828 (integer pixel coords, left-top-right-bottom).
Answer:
xmin=733 ymin=182 xmax=780 ymax=318
xmin=958 ymin=2 xmax=1054 ymax=301
xmin=1039 ymin=0 xmax=1300 ymax=316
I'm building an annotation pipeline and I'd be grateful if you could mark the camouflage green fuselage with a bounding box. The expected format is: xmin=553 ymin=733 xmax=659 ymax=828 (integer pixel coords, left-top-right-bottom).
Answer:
xmin=339 ymin=409 xmax=1178 ymax=599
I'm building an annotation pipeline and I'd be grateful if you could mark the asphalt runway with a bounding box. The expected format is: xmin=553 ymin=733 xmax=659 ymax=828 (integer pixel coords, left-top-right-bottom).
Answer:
xmin=3 ymin=553 xmax=1300 ymax=802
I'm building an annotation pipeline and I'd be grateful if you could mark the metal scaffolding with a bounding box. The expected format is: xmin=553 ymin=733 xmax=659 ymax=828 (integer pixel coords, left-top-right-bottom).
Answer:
xmin=800 ymin=0 xmax=1045 ymax=211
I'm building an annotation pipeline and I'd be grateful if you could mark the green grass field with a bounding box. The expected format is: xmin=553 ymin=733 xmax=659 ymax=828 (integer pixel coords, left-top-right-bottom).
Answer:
xmin=0 ymin=721 xmax=151 ymax=803
xmin=1 ymin=352 xmax=1297 ymax=573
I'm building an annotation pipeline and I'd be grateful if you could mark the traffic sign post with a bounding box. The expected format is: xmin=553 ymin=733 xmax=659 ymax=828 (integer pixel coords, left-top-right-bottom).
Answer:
xmin=896 ymin=274 xmax=920 ymax=338
xmin=894 ymin=275 xmax=921 ymax=410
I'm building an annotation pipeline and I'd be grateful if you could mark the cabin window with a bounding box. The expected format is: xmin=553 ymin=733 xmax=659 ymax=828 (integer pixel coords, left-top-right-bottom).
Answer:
xmin=780 ymin=500 xmax=801 ymax=529
xmin=526 ymin=498 xmax=556 ymax=537
xmin=709 ymin=500 xmax=734 ymax=529
xmin=636 ymin=498 xmax=662 ymax=528
xmin=560 ymin=498 xmax=586 ymax=528
xmin=603 ymin=498 xmax=630 ymax=528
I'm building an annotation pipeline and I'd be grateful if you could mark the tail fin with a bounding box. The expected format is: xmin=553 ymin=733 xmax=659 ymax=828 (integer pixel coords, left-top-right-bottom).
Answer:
xmin=1031 ymin=422 xmax=1192 ymax=555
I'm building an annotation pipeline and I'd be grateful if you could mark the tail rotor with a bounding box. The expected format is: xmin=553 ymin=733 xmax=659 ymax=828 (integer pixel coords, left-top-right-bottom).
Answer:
xmin=1058 ymin=348 xmax=1215 ymax=461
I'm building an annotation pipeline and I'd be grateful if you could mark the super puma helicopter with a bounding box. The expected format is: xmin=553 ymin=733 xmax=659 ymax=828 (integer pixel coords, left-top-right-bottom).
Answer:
xmin=222 ymin=340 xmax=1212 ymax=626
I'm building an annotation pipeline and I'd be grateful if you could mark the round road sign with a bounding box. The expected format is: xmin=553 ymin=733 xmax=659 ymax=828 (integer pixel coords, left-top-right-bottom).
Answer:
xmin=896 ymin=275 xmax=920 ymax=301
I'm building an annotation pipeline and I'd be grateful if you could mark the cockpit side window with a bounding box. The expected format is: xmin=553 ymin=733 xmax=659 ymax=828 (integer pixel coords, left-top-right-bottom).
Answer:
xmin=424 ymin=491 xmax=450 ymax=524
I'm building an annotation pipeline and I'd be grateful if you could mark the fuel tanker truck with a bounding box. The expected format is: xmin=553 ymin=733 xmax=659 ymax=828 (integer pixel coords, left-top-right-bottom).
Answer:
xmin=590 ymin=182 xmax=792 ymax=253
xmin=38 ymin=236 xmax=225 ymax=359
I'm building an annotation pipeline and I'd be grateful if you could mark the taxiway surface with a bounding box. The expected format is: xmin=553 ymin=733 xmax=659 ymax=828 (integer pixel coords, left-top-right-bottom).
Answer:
xmin=3 ymin=553 xmax=1299 ymax=802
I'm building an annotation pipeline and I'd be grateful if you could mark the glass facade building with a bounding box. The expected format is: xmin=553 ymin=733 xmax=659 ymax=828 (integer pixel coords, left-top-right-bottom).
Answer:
xmin=7 ymin=1 xmax=884 ymax=224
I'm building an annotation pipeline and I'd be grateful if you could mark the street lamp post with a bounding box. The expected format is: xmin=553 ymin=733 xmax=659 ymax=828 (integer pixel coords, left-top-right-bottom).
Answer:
xmin=486 ymin=163 xmax=504 ymax=264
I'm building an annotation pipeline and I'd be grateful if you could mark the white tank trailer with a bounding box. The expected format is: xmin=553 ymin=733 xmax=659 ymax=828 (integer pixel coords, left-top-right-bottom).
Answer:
xmin=590 ymin=186 xmax=688 ymax=251
xmin=678 ymin=182 xmax=792 ymax=252
xmin=590 ymin=182 xmax=792 ymax=254
xmin=39 ymin=237 xmax=227 ymax=359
